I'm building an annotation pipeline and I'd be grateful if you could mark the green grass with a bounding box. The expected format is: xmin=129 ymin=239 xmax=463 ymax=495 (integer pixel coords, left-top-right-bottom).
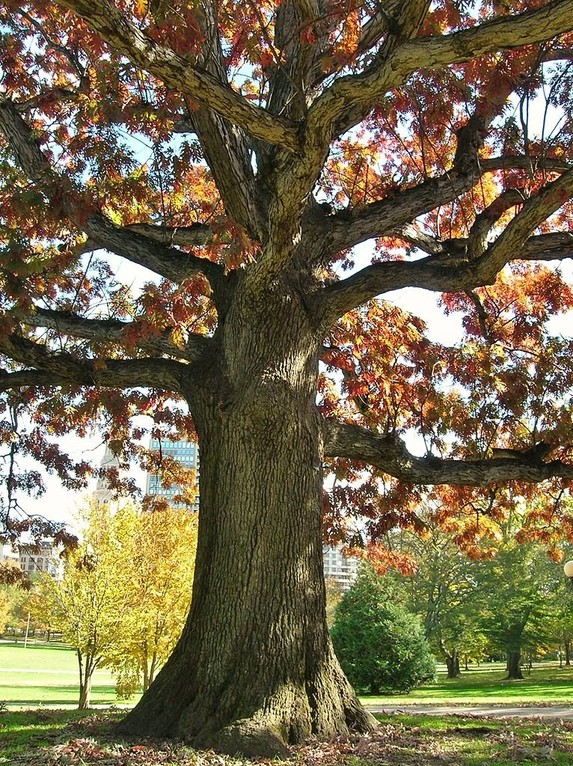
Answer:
xmin=362 ymin=661 xmax=573 ymax=706
xmin=0 ymin=709 xmax=111 ymax=762
xmin=4 ymin=644 xmax=573 ymax=764
xmin=0 ymin=640 xmax=128 ymax=709
xmin=2 ymin=709 xmax=573 ymax=765
xmin=372 ymin=713 xmax=573 ymax=766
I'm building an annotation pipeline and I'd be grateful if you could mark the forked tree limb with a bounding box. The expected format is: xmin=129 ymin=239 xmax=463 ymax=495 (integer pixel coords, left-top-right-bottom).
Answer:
xmin=318 ymin=169 xmax=573 ymax=324
xmin=55 ymin=0 xmax=301 ymax=152
xmin=323 ymin=420 xmax=573 ymax=485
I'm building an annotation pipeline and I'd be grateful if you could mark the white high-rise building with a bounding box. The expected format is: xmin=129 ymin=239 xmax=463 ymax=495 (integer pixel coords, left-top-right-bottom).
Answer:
xmin=94 ymin=442 xmax=122 ymax=503
xmin=323 ymin=545 xmax=359 ymax=591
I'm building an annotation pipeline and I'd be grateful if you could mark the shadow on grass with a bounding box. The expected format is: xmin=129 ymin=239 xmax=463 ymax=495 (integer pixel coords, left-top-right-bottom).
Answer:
xmin=0 ymin=709 xmax=124 ymax=761
xmin=0 ymin=684 xmax=119 ymax=707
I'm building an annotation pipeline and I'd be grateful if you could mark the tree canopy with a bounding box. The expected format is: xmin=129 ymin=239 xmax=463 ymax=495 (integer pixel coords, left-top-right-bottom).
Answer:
xmin=1 ymin=0 xmax=573 ymax=757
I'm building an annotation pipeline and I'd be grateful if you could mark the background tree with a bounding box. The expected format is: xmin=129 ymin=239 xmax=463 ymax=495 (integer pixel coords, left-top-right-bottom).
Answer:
xmin=553 ymin=576 xmax=573 ymax=666
xmin=104 ymin=505 xmax=197 ymax=696
xmin=325 ymin=576 xmax=344 ymax=628
xmin=2 ymin=0 xmax=573 ymax=755
xmin=475 ymin=543 xmax=558 ymax=679
xmin=386 ymin=529 xmax=486 ymax=678
xmin=37 ymin=499 xmax=134 ymax=708
xmin=0 ymin=560 xmax=32 ymax=637
xmin=36 ymin=497 xmax=197 ymax=705
xmin=331 ymin=566 xmax=435 ymax=693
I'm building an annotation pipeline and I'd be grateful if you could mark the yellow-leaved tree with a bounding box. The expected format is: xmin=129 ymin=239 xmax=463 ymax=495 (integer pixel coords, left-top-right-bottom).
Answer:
xmin=36 ymin=498 xmax=197 ymax=708
xmin=37 ymin=499 xmax=133 ymax=708
xmin=105 ymin=504 xmax=197 ymax=697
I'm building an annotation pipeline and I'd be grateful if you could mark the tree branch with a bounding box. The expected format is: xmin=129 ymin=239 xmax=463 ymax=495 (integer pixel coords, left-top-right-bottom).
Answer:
xmin=0 ymin=332 xmax=185 ymax=392
xmin=318 ymin=169 xmax=573 ymax=324
xmin=368 ymin=1 xmax=431 ymax=62
xmin=0 ymin=369 xmax=71 ymax=392
xmin=316 ymin=146 xmax=572 ymax=262
xmin=355 ymin=0 xmax=404 ymax=58
xmin=473 ymin=168 xmax=573 ymax=278
xmin=323 ymin=420 xmax=573 ymax=485
xmin=307 ymin=0 xmax=573 ymax=146
xmin=24 ymin=307 xmax=211 ymax=363
xmin=465 ymin=189 xmax=525 ymax=261
xmin=0 ymin=99 xmax=228 ymax=299
xmin=321 ymin=171 xmax=477 ymax=256
xmin=393 ymin=229 xmax=573 ymax=262
xmin=55 ymin=0 xmax=300 ymax=152
xmin=124 ymin=222 xmax=214 ymax=247
xmin=85 ymin=213 xmax=226 ymax=288
xmin=186 ymin=1 xmax=265 ymax=238
xmin=268 ymin=0 xmax=323 ymax=120
xmin=521 ymin=232 xmax=573 ymax=261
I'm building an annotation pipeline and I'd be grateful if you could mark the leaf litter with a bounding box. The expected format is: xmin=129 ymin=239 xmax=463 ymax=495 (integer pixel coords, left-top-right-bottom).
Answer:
xmin=6 ymin=712 xmax=573 ymax=766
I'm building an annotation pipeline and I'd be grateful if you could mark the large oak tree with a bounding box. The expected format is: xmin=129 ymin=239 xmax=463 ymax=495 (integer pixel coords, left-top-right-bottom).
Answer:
xmin=2 ymin=0 xmax=573 ymax=756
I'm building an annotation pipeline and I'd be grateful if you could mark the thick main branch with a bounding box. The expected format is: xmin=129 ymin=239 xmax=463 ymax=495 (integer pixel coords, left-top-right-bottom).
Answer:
xmin=324 ymin=421 xmax=573 ymax=485
xmin=55 ymin=0 xmax=300 ymax=152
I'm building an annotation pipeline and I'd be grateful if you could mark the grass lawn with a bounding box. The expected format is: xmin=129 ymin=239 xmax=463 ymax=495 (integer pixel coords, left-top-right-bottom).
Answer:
xmin=362 ymin=662 xmax=573 ymax=706
xmin=0 ymin=640 xmax=132 ymax=709
xmin=2 ymin=708 xmax=573 ymax=765
xmin=3 ymin=647 xmax=573 ymax=764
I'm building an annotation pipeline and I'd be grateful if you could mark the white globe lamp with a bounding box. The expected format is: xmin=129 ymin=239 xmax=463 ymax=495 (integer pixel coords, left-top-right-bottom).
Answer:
xmin=563 ymin=560 xmax=573 ymax=579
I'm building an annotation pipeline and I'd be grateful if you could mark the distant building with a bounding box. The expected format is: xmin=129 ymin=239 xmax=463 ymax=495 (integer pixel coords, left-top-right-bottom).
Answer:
xmin=143 ymin=440 xmax=356 ymax=588
xmin=17 ymin=541 xmax=63 ymax=579
xmin=323 ymin=545 xmax=359 ymax=591
xmin=145 ymin=438 xmax=199 ymax=510
xmin=94 ymin=442 xmax=122 ymax=503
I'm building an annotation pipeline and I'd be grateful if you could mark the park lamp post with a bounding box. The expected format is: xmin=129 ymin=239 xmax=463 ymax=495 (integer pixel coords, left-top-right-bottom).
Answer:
xmin=564 ymin=560 xmax=573 ymax=582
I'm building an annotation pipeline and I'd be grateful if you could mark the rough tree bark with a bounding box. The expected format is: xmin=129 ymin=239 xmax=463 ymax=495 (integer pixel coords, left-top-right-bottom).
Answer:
xmin=119 ymin=274 xmax=375 ymax=755
xmin=505 ymin=651 xmax=524 ymax=681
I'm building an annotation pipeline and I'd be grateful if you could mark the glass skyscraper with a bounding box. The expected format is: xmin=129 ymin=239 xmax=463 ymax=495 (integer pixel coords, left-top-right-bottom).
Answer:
xmin=145 ymin=438 xmax=200 ymax=511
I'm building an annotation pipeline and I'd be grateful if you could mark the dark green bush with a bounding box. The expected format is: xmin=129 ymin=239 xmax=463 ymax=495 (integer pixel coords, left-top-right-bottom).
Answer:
xmin=331 ymin=566 xmax=435 ymax=693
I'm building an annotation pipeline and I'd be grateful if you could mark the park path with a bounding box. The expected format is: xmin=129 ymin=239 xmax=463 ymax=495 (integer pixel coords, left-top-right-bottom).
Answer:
xmin=365 ymin=702 xmax=573 ymax=720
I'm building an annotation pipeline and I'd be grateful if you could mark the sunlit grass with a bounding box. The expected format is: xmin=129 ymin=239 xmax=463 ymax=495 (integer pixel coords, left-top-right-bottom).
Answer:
xmin=372 ymin=714 xmax=573 ymax=766
xmin=0 ymin=641 xmax=134 ymax=709
xmin=362 ymin=662 xmax=573 ymax=706
xmin=3 ymin=709 xmax=573 ymax=766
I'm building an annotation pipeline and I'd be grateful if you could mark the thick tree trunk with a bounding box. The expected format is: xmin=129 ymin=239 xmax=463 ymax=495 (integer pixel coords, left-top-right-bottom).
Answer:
xmin=119 ymin=277 xmax=376 ymax=756
xmin=565 ymin=640 xmax=571 ymax=666
xmin=445 ymin=652 xmax=460 ymax=679
xmin=505 ymin=650 xmax=523 ymax=680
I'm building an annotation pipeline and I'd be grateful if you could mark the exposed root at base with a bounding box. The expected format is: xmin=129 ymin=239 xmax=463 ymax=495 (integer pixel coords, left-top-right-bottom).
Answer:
xmin=195 ymin=719 xmax=292 ymax=759
xmin=190 ymin=703 xmax=378 ymax=759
